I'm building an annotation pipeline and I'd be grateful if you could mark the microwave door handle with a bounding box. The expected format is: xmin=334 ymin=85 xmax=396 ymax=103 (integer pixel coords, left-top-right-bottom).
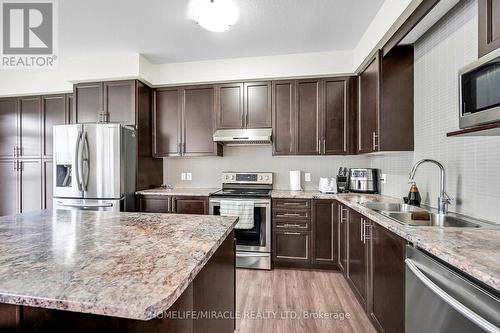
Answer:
xmin=82 ymin=131 xmax=90 ymax=192
xmin=74 ymin=131 xmax=83 ymax=192
xmin=405 ymin=259 xmax=499 ymax=333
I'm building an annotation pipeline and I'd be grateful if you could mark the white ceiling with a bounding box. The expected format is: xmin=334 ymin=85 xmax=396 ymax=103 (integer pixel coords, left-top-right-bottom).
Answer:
xmin=59 ymin=0 xmax=385 ymax=64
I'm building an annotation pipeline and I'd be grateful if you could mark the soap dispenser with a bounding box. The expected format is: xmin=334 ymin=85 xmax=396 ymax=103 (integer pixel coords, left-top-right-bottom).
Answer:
xmin=404 ymin=181 xmax=421 ymax=206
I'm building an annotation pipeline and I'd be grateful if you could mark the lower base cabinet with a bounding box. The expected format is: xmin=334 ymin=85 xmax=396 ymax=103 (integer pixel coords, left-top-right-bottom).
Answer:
xmin=346 ymin=209 xmax=369 ymax=309
xmin=273 ymin=230 xmax=311 ymax=264
xmin=370 ymin=222 xmax=406 ymax=333
xmin=137 ymin=195 xmax=208 ymax=215
xmin=311 ymin=200 xmax=338 ymax=267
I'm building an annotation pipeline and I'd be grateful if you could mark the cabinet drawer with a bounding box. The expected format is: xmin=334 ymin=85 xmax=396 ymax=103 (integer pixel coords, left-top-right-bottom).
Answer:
xmin=273 ymin=230 xmax=310 ymax=263
xmin=138 ymin=195 xmax=171 ymax=213
xmin=274 ymin=220 xmax=310 ymax=231
xmin=272 ymin=209 xmax=311 ymax=220
xmin=273 ymin=199 xmax=311 ymax=210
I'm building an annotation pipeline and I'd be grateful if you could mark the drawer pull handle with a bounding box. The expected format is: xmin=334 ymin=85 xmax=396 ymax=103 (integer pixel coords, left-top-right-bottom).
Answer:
xmin=279 ymin=224 xmax=303 ymax=228
xmin=284 ymin=232 xmax=300 ymax=235
xmin=278 ymin=213 xmax=301 ymax=217
xmin=283 ymin=202 xmax=301 ymax=206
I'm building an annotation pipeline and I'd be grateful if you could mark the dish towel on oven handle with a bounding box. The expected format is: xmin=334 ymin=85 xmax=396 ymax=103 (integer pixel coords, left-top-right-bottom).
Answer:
xmin=220 ymin=200 xmax=255 ymax=230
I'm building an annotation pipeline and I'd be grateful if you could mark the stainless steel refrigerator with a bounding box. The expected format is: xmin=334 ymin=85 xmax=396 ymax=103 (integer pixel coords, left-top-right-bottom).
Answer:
xmin=52 ymin=124 xmax=137 ymax=212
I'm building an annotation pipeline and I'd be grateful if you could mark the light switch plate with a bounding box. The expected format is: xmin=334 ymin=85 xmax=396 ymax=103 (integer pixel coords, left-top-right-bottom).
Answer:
xmin=181 ymin=173 xmax=186 ymax=181
xmin=305 ymin=173 xmax=311 ymax=182
xmin=186 ymin=173 xmax=192 ymax=181
xmin=380 ymin=173 xmax=387 ymax=184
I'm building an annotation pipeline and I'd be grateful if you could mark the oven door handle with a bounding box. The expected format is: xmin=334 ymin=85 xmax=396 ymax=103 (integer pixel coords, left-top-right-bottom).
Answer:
xmin=237 ymin=252 xmax=270 ymax=257
xmin=405 ymin=259 xmax=499 ymax=333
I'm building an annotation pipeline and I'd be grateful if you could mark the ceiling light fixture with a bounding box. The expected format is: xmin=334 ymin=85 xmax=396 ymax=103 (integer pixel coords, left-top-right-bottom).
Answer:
xmin=188 ymin=0 xmax=239 ymax=32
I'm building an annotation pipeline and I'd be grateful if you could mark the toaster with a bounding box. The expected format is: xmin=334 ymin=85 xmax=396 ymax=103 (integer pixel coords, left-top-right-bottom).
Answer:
xmin=349 ymin=168 xmax=379 ymax=193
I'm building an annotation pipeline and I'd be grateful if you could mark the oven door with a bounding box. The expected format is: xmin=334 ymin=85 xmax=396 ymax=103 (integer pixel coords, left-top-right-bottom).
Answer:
xmin=209 ymin=197 xmax=271 ymax=253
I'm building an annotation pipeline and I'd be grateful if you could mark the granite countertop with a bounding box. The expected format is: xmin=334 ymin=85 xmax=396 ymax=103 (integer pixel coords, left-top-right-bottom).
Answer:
xmin=0 ymin=210 xmax=237 ymax=320
xmin=272 ymin=190 xmax=500 ymax=291
xmin=136 ymin=187 xmax=218 ymax=197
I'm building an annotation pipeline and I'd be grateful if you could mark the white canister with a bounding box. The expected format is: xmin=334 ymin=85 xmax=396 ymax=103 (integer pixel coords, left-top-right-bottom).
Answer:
xmin=290 ymin=170 xmax=302 ymax=191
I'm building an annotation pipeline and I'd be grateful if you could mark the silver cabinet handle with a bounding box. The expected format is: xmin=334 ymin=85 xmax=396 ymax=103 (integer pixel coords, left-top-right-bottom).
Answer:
xmin=361 ymin=218 xmax=364 ymax=242
xmin=372 ymin=131 xmax=379 ymax=151
xmin=283 ymin=202 xmax=301 ymax=206
xmin=13 ymin=146 xmax=17 ymax=158
xmin=277 ymin=213 xmax=301 ymax=217
xmin=284 ymin=232 xmax=300 ymax=235
xmin=323 ymin=139 xmax=326 ymax=153
xmin=405 ymin=259 xmax=499 ymax=333
xmin=279 ymin=223 xmax=303 ymax=228
xmin=13 ymin=160 xmax=17 ymax=171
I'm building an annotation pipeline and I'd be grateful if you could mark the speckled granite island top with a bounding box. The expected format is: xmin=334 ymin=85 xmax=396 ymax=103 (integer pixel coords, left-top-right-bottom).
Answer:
xmin=136 ymin=187 xmax=218 ymax=196
xmin=0 ymin=210 xmax=237 ymax=320
xmin=272 ymin=190 xmax=500 ymax=291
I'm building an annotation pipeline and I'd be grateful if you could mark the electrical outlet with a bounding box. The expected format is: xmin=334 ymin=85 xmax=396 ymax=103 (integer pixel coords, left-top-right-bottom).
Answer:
xmin=305 ymin=173 xmax=311 ymax=182
xmin=186 ymin=173 xmax=192 ymax=181
xmin=380 ymin=173 xmax=387 ymax=184
xmin=181 ymin=173 xmax=186 ymax=181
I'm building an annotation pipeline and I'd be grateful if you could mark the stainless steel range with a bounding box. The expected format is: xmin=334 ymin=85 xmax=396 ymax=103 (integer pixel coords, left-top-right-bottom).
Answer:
xmin=209 ymin=172 xmax=272 ymax=270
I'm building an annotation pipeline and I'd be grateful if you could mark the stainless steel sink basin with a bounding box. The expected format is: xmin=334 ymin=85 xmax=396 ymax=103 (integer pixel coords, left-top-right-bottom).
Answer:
xmin=360 ymin=202 xmax=426 ymax=213
xmin=381 ymin=212 xmax=481 ymax=228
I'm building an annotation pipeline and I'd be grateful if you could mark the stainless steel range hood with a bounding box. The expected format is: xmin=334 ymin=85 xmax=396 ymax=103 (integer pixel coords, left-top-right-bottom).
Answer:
xmin=213 ymin=128 xmax=272 ymax=145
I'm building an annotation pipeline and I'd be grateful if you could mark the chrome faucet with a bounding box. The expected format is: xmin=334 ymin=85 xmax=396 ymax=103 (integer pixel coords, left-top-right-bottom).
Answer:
xmin=409 ymin=159 xmax=451 ymax=214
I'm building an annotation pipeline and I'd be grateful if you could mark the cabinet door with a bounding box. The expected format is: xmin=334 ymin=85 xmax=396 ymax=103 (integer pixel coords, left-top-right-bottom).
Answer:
xmin=371 ymin=223 xmax=406 ymax=333
xmin=0 ymin=98 xmax=18 ymax=160
xmin=104 ymin=80 xmax=136 ymax=124
xmin=347 ymin=209 xmax=368 ymax=308
xmin=324 ymin=78 xmax=348 ymax=154
xmin=43 ymin=160 xmax=53 ymax=209
xmin=479 ymin=0 xmax=500 ymax=57
xmin=182 ymin=86 xmax=220 ymax=156
xmin=272 ymin=80 xmax=295 ymax=155
xmin=42 ymin=95 xmax=68 ymax=158
xmin=74 ymin=82 xmax=103 ymax=123
xmin=19 ymin=160 xmax=42 ymax=213
xmin=312 ymin=200 xmax=338 ymax=266
xmin=0 ymin=160 xmax=18 ymax=216
xmin=138 ymin=196 xmax=171 ymax=213
xmin=153 ymin=88 xmax=182 ymax=157
xmin=244 ymin=81 xmax=271 ymax=128
xmin=19 ymin=96 xmax=41 ymax=158
xmin=358 ymin=55 xmax=380 ymax=154
xmin=216 ymin=83 xmax=243 ymax=129
xmin=273 ymin=230 xmax=310 ymax=264
xmin=338 ymin=204 xmax=348 ymax=273
xmin=172 ymin=196 xmax=208 ymax=215
xmin=296 ymin=80 xmax=321 ymax=155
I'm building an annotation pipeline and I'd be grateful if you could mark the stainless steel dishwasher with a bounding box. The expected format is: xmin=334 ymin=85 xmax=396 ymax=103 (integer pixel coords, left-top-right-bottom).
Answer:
xmin=406 ymin=246 xmax=500 ymax=333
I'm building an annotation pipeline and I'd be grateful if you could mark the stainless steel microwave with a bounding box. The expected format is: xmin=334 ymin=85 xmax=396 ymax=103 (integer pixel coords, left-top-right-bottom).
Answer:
xmin=459 ymin=48 xmax=500 ymax=129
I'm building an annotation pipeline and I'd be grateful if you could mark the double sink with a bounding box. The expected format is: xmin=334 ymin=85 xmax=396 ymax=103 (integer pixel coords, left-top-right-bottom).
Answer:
xmin=359 ymin=202 xmax=496 ymax=228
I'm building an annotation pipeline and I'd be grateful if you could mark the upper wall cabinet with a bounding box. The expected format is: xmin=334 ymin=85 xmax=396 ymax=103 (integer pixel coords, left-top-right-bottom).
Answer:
xmin=358 ymin=46 xmax=414 ymax=154
xmin=216 ymin=81 xmax=271 ymax=129
xmin=272 ymin=77 xmax=356 ymax=156
xmin=0 ymin=98 xmax=19 ymax=160
xmin=73 ymin=80 xmax=136 ymax=125
xmin=479 ymin=0 xmax=500 ymax=57
xmin=153 ymin=85 xmax=223 ymax=157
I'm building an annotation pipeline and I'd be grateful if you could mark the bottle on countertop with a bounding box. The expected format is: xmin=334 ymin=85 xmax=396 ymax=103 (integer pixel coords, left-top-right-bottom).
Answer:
xmin=405 ymin=181 xmax=421 ymax=206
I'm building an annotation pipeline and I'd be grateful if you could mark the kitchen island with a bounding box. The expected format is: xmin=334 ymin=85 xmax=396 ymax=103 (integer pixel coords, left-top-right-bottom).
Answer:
xmin=0 ymin=210 xmax=237 ymax=333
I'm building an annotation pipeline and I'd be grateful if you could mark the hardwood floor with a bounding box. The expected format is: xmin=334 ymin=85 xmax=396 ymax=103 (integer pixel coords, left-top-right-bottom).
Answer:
xmin=236 ymin=268 xmax=376 ymax=333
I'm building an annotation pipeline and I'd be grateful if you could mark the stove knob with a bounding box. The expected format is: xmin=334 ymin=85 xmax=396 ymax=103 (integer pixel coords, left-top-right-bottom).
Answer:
xmin=231 ymin=175 xmax=235 ymax=180
xmin=258 ymin=175 xmax=263 ymax=180
xmin=264 ymin=176 xmax=269 ymax=181
xmin=224 ymin=175 xmax=229 ymax=180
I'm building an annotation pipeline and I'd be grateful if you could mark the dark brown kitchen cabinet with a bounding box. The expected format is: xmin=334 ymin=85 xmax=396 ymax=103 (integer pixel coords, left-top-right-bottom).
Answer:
xmin=19 ymin=160 xmax=42 ymax=213
xmin=153 ymin=85 xmax=222 ymax=157
xmin=216 ymin=83 xmax=244 ymax=129
xmin=0 ymin=160 xmax=19 ymax=216
xmin=42 ymin=94 xmax=68 ymax=158
xmin=347 ymin=209 xmax=369 ymax=309
xmin=73 ymin=82 xmax=103 ymax=123
xmin=337 ymin=203 xmax=348 ymax=273
xmin=273 ymin=230 xmax=311 ymax=264
xmin=273 ymin=77 xmax=356 ymax=156
xmin=19 ymin=96 xmax=42 ymax=158
xmin=42 ymin=160 xmax=53 ymax=209
xmin=137 ymin=195 xmax=171 ymax=213
xmin=311 ymin=200 xmax=338 ymax=267
xmin=244 ymin=81 xmax=271 ymax=128
xmin=358 ymin=46 xmax=414 ymax=154
xmin=370 ymin=223 xmax=406 ymax=333
xmin=172 ymin=196 xmax=208 ymax=215
xmin=479 ymin=0 xmax=500 ymax=57
xmin=0 ymin=98 xmax=18 ymax=160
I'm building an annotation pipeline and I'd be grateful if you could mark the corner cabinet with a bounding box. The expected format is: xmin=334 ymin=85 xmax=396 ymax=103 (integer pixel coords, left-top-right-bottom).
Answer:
xmin=358 ymin=46 xmax=414 ymax=154
xmin=153 ymin=85 xmax=222 ymax=157
xmin=272 ymin=77 xmax=356 ymax=156
xmin=479 ymin=0 xmax=500 ymax=57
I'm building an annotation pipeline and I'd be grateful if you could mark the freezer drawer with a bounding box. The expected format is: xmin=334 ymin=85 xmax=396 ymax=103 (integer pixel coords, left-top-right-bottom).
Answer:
xmin=54 ymin=198 xmax=123 ymax=212
xmin=406 ymin=246 xmax=500 ymax=333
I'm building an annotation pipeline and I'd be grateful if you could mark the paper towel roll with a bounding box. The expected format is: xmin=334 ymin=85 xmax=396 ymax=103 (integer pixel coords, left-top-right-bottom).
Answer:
xmin=290 ymin=170 xmax=302 ymax=191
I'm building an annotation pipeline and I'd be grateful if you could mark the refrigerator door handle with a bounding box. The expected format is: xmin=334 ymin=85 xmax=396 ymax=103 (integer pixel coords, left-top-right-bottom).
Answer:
xmin=82 ymin=131 xmax=90 ymax=192
xmin=74 ymin=131 xmax=83 ymax=192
